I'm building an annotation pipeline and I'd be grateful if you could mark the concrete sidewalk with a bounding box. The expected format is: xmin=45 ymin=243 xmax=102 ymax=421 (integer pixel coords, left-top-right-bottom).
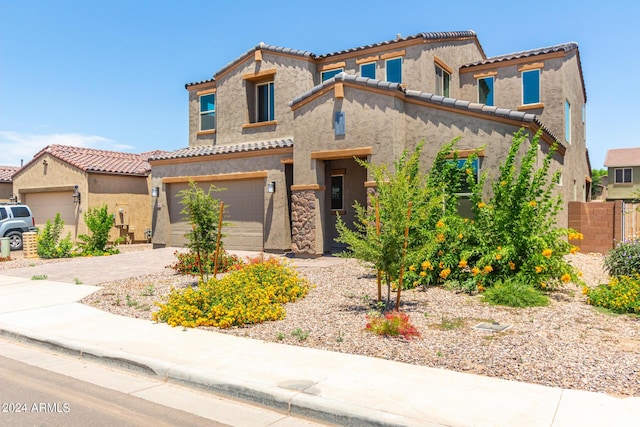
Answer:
xmin=0 ymin=250 xmax=639 ymax=426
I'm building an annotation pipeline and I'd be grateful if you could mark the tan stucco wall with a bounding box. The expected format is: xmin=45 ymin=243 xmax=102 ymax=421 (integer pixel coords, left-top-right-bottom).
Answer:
xmin=150 ymin=150 xmax=292 ymax=252
xmin=0 ymin=182 xmax=13 ymax=202
xmin=87 ymin=173 xmax=152 ymax=243
xmin=12 ymin=153 xmax=151 ymax=244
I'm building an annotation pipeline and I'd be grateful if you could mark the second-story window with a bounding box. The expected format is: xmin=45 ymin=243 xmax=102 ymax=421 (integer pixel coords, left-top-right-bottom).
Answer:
xmin=435 ymin=65 xmax=450 ymax=97
xmin=614 ymin=168 xmax=632 ymax=184
xmin=199 ymin=93 xmax=216 ymax=131
xmin=386 ymin=57 xmax=402 ymax=83
xmin=256 ymin=81 xmax=274 ymax=122
xmin=360 ymin=62 xmax=375 ymax=79
xmin=321 ymin=68 xmax=343 ymax=82
xmin=478 ymin=77 xmax=494 ymax=106
xmin=522 ymin=69 xmax=540 ymax=105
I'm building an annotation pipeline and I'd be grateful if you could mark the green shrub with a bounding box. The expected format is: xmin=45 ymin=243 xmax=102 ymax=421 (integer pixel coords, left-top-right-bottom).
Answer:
xmin=153 ymin=257 xmax=311 ymax=328
xmin=482 ymin=277 xmax=549 ymax=307
xmin=586 ymin=275 xmax=640 ymax=314
xmin=365 ymin=311 xmax=420 ymax=340
xmin=37 ymin=213 xmax=73 ymax=259
xmin=167 ymin=250 xmax=243 ymax=275
xmin=76 ymin=205 xmax=120 ymax=256
xmin=604 ymin=239 xmax=640 ymax=277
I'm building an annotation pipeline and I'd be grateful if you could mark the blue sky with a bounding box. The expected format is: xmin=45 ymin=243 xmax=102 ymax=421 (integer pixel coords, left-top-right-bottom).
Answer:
xmin=1 ymin=0 xmax=637 ymax=169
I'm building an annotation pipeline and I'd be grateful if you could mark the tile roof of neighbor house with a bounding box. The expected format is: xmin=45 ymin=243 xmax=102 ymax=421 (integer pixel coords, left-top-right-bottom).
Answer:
xmin=187 ymin=31 xmax=484 ymax=87
xmin=150 ymin=138 xmax=294 ymax=161
xmin=604 ymin=148 xmax=640 ymax=167
xmin=290 ymin=73 xmax=563 ymax=149
xmin=0 ymin=165 xmax=19 ymax=182
xmin=29 ymin=145 xmax=152 ymax=175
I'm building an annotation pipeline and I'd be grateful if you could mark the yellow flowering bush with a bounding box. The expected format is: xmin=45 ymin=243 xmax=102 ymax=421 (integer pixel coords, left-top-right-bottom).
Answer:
xmin=153 ymin=258 xmax=311 ymax=328
xmin=586 ymin=275 xmax=640 ymax=314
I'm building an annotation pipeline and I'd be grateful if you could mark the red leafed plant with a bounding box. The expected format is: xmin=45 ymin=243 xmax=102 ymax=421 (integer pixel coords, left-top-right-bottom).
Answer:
xmin=365 ymin=311 xmax=420 ymax=340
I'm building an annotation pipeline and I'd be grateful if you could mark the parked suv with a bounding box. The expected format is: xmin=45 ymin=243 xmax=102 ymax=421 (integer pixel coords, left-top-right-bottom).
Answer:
xmin=0 ymin=203 xmax=37 ymax=250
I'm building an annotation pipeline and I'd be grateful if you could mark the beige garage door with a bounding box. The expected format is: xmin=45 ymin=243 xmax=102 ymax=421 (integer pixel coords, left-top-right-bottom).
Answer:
xmin=167 ymin=180 xmax=265 ymax=251
xmin=24 ymin=191 xmax=77 ymax=237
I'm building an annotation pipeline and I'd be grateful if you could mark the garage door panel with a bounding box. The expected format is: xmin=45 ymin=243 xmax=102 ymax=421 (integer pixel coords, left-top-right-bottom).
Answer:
xmin=24 ymin=192 xmax=76 ymax=238
xmin=167 ymin=180 xmax=264 ymax=251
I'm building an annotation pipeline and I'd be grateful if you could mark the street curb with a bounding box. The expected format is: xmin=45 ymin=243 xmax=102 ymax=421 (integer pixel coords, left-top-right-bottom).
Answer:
xmin=0 ymin=326 xmax=426 ymax=427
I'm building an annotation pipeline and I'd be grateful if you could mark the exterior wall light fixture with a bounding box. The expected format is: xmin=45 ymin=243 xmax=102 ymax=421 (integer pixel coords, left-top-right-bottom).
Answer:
xmin=72 ymin=185 xmax=81 ymax=204
xmin=267 ymin=181 xmax=276 ymax=193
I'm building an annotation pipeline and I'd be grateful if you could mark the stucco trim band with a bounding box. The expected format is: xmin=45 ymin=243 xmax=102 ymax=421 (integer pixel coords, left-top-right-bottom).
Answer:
xmin=162 ymin=171 xmax=268 ymax=184
xmin=150 ymin=147 xmax=293 ymax=166
xmin=242 ymin=68 xmax=277 ymax=82
xmin=291 ymin=184 xmax=326 ymax=191
xmin=19 ymin=185 xmax=77 ymax=193
xmin=434 ymin=56 xmax=453 ymax=74
xmin=311 ymin=147 xmax=372 ymax=160
xmin=242 ymin=120 xmax=277 ymax=129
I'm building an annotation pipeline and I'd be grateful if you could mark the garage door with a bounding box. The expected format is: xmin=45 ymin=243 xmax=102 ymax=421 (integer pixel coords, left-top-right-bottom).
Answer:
xmin=167 ymin=180 xmax=265 ymax=251
xmin=24 ymin=191 xmax=76 ymax=237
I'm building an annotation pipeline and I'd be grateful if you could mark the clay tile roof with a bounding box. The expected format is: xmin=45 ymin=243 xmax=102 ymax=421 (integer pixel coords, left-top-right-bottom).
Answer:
xmin=604 ymin=148 xmax=640 ymax=167
xmin=317 ymin=30 xmax=481 ymax=59
xmin=150 ymin=138 xmax=293 ymax=161
xmin=0 ymin=165 xmax=19 ymax=182
xmin=32 ymin=145 xmax=152 ymax=175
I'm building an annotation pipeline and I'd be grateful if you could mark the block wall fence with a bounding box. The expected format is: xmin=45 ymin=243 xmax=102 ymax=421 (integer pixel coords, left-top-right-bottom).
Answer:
xmin=567 ymin=201 xmax=623 ymax=254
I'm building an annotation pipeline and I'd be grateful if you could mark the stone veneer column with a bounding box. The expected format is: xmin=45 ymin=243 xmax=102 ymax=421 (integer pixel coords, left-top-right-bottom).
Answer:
xmin=290 ymin=189 xmax=318 ymax=255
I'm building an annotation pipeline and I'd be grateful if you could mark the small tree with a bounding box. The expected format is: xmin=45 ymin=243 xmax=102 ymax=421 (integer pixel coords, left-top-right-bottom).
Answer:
xmin=77 ymin=205 xmax=118 ymax=255
xmin=467 ymin=129 xmax=581 ymax=289
xmin=590 ymin=168 xmax=607 ymax=199
xmin=37 ymin=213 xmax=73 ymax=258
xmin=177 ymin=181 xmax=226 ymax=281
xmin=336 ymin=140 xmax=469 ymax=307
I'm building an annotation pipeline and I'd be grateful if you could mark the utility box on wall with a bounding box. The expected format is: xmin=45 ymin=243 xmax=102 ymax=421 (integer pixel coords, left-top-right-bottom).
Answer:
xmin=115 ymin=203 xmax=129 ymax=226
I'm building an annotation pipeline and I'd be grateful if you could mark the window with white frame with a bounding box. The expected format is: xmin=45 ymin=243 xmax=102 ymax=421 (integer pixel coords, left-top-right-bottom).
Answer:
xmin=330 ymin=175 xmax=344 ymax=210
xmin=256 ymin=81 xmax=274 ymax=122
xmin=321 ymin=68 xmax=343 ymax=82
xmin=614 ymin=168 xmax=632 ymax=184
xmin=478 ymin=77 xmax=494 ymax=106
xmin=386 ymin=57 xmax=402 ymax=83
xmin=565 ymin=100 xmax=571 ymax=143
xmin=522 ymin=69 xmax=540 ymax=105
xmin=435 ymin=65 xmax=450 ymax=97
xmin=360 ymin=62 xmax=375 ymax=79
xmin=199 ymin=93 xmax=216 ymax=131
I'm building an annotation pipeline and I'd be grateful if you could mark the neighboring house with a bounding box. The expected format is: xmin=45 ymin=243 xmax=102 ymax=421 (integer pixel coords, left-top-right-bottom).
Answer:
xmin=0 ymin=165 xmax=19 ymax=202
xmin=150 ymin=30 xmax=590 ymax=256
xmin=12 ymin=145 xmax=163 ymax=243
xmin=604 ymin=147 xmax=640 ymax=201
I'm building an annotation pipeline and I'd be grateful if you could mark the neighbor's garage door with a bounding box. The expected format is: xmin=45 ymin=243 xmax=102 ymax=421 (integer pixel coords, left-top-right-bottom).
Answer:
xmin=167 ymin=180 xmax=264 ymax=251
xmin=24 ymin=191 xmax=76 ymax=236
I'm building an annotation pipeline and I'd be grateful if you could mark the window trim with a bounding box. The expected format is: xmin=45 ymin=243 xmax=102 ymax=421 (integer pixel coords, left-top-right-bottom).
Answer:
xmin=477 ymin=76 xmax=494 ymax=106
xmin=256 ymin=81 xmax=275 ymax=123
xmin=435 ymin=64 xmax=451 ymax=97
xmin=565 ymin=100 xmax=571 ymax=144
xmin=321 ymin=68 xmax=344 ymax=82
xmin=521 ymin=69 xmax=540 ymax=105
xmin=614 ymin=167 xmax=633 ymax=184
xmin=359 ymin=62 xmax=376 ymax=79
xmin=199 ymin=93 xmax=216 ymax=132
xmin=385 ymin=57 xmax=402 ymax=83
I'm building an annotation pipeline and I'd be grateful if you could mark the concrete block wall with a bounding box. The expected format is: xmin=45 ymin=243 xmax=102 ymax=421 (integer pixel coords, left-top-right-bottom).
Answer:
xmin=568 ymin=201 xmax=623 ymax=254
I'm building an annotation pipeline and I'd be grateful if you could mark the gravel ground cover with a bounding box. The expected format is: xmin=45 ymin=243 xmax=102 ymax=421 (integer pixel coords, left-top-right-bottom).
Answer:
xmin=2 ymin=246 xmax=638 ymax=397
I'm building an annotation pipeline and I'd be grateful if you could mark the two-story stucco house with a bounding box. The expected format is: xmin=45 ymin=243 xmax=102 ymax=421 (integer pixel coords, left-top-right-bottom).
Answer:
xmin=149 ymin=30 xmax=589 ymax=256
xmin=604 ymin=147 xmax=640 ymax=201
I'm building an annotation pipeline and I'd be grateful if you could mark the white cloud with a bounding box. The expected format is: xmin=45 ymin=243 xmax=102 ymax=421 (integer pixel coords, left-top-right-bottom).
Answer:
xmin=0 ymin=131 xmax=135 ymax=167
